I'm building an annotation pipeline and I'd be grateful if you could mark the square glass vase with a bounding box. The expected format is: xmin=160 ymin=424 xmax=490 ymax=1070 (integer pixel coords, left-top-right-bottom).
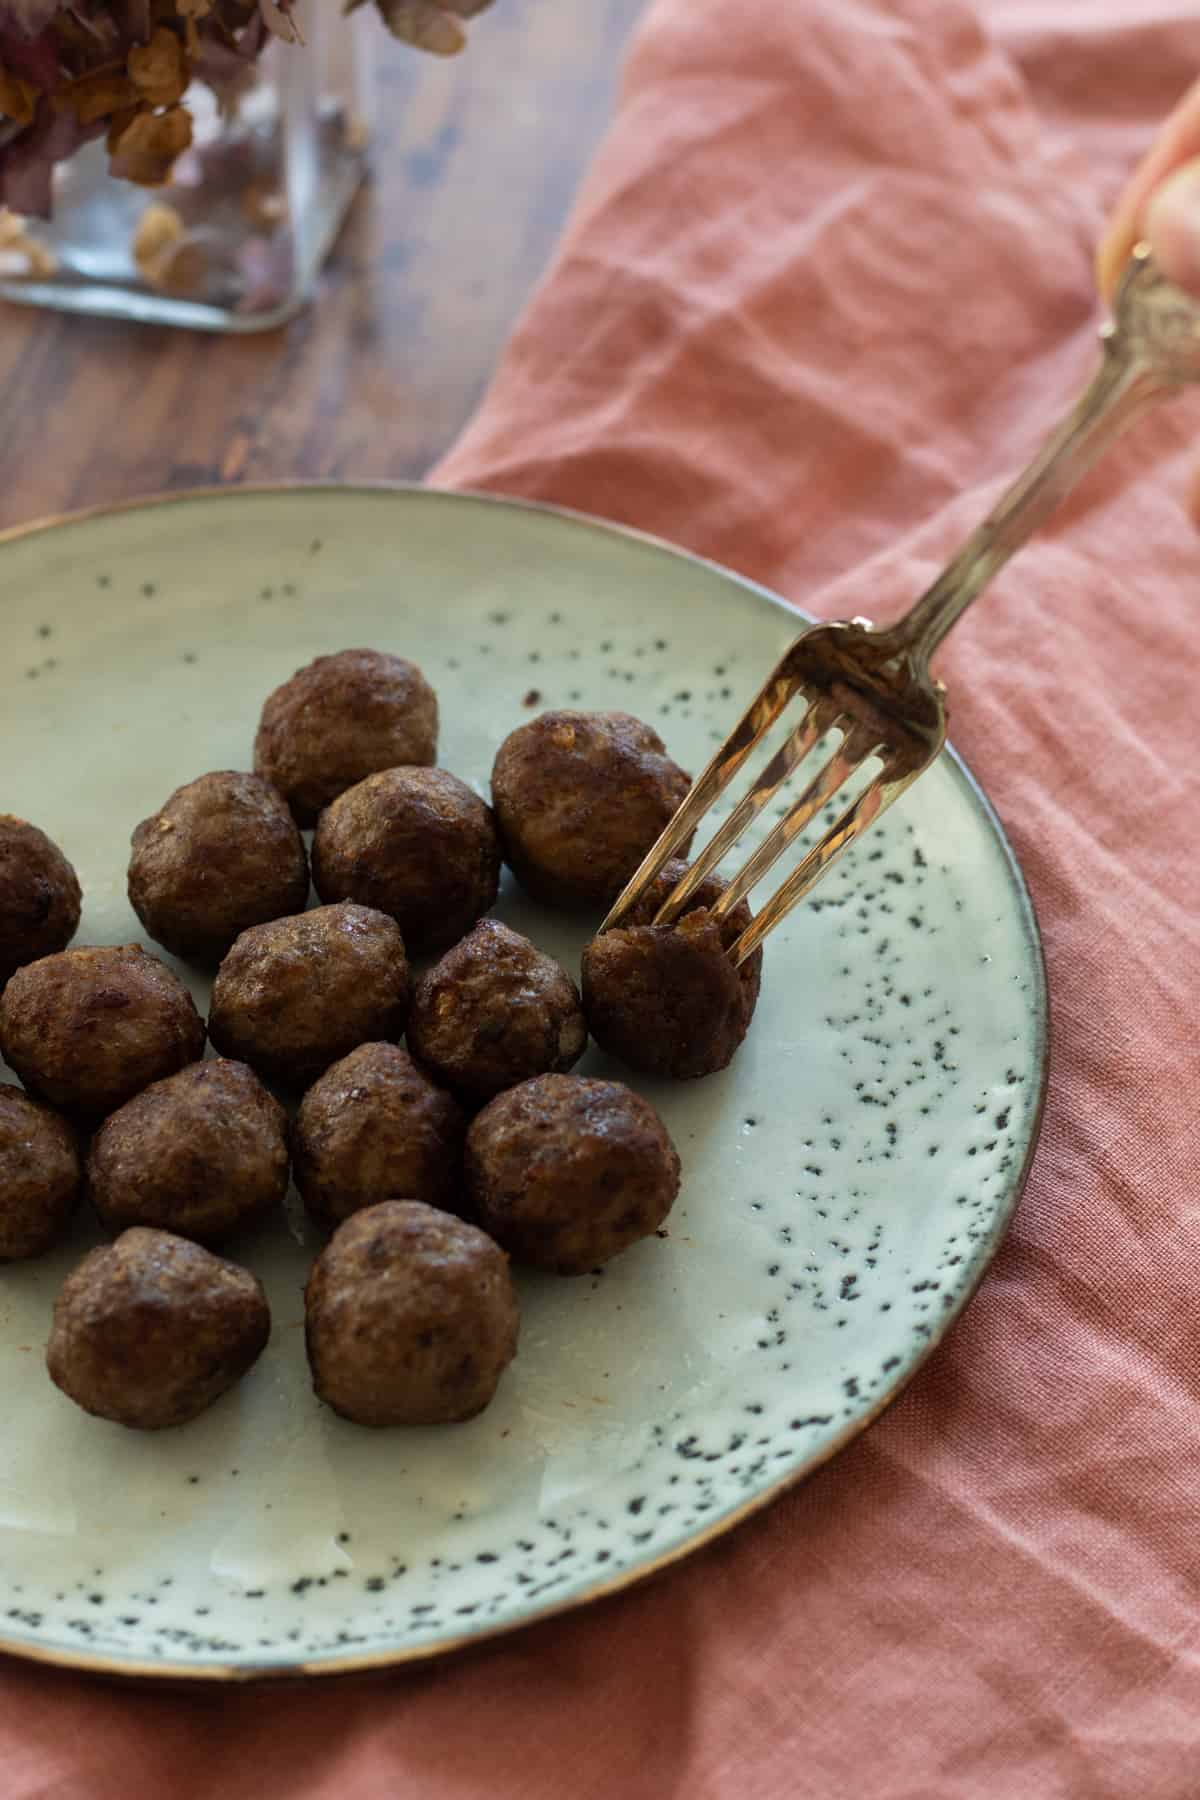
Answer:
xmin=0 ymin=2 xmax=372 ymax=332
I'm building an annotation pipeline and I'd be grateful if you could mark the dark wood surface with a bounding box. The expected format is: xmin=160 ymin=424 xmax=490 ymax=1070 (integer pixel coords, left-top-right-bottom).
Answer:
xmin=0 ymin=2 xmax=646 ymax=532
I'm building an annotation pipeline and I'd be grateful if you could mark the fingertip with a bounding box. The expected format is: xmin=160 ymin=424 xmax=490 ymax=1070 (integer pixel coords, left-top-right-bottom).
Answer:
xmin=1098 ymin=75 xmax=1200 ymax=300
xmin=1145 ymin=157 xmax=1200 ymax=295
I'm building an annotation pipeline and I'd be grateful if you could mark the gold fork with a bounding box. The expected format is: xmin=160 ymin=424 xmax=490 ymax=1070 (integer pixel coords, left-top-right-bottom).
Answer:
xmin=600 ymin=245 xmax=1200 ymax=967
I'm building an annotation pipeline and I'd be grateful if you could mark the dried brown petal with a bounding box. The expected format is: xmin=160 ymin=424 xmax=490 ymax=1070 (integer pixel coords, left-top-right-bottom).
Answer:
xmin=58 ymin=66 xmax=140 ymax=126
xmin=132 ymin=199 xmax=213 ymax=295
xmin=141 ymin=232 xmax=209 ymax=295
xmin=132 ymin=196 xmax=183 ymax=266
xmin=128 ymin=27 xmax=189 ymax=108
xmin=0 ymin=65 xmax=36 ymax=127
xmin=173 ymin=0 xmax=213 ymax=57
xmin=107 ymin=105 xmax=141 ymax=154
xmin=374 ymin=0 xmax=465 ymax=54
xmin=0 ymin=207 xmax=56 ymax=276
xmin=108 ymin=102 xmax=193 ymax=186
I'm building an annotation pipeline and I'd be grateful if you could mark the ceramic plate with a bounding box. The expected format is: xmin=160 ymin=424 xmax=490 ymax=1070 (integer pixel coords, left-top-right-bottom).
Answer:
xmin=0 ymin=486 xmax=1046 ymax=1680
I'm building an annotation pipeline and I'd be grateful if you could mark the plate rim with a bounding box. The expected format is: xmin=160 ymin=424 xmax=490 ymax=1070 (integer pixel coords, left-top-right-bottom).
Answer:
xmin=0 ymin=481 xmax=1050 ymax=1683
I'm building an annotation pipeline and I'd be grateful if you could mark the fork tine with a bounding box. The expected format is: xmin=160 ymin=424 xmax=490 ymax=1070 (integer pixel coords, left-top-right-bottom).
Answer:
xmin=599 ymin=652 xmax=806 ymax=932
xmin=709 ymin=721 xmax=882 ymax=923
xmin=727 ymin=759 xmax=918 ymax=965
xmin=653 ymin=696 xmax=840 ymax=927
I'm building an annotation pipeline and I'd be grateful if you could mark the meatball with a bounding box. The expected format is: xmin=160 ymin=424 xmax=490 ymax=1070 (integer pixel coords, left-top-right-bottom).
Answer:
xmin=305 ymin=1200 xmax=519 ymax=1427
xmin=0 ymin=945 xmax=205 ymax=1124
xmin=464 ymin=1074 xmax=680 ymax=1275
xmin=408 ymin=920 xmax=586 ymax=1104
xmin=208 ymin=901 xmax=409 ymax=1088
xmin=0 ymin=816 xmax=82 ymax=989
xmin=491 ymin=710 xmax=691 ymax=909
xmin=0 ymin=1084 xmax=82 ymax=1260
xmin=254 ymin=649 xmax=438 ymax=827
xmin=580 ymin=861 xmax=763 ymax=1079
xmin=312 ymin=767 xmax=500 ymax=957
xmin=128 ymin=770 xmax=309 ymax=964
xmin=293 ymin=1044 xmax=466 ymax=1232
xmin=46 ymin=1228 xmax=270 ymax=1430
xmin=87 ymin=1059 xmax=289 ymax=1247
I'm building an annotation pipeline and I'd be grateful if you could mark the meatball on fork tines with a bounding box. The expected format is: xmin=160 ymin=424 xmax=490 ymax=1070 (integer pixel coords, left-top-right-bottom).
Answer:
xmin=599 ymin=652 xmax=907 ymax=967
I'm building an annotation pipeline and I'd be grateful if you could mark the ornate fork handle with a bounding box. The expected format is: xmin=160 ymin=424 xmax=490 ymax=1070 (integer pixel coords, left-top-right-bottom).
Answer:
xmin=888 ymin=245 xmax=1200 ymax=669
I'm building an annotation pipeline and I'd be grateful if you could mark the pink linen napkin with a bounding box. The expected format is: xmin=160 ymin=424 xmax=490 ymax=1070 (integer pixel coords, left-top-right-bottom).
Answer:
xmin=5 ymin=2 xmax=1200 ymax=1793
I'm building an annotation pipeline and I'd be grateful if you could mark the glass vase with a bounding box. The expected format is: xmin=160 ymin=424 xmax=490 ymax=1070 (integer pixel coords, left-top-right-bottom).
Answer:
xmin=0 ymin=0 xmax=372 ymax=333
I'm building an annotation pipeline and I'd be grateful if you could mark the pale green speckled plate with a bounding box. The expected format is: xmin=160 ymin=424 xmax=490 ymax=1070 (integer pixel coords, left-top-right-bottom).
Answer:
xmin=0 ymin=486 xmax=1046 ymax=1680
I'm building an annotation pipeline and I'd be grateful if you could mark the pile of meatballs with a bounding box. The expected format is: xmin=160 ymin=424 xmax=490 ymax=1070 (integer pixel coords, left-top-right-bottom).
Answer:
xmin=0 ymin=649 xmax=762 ymax=1435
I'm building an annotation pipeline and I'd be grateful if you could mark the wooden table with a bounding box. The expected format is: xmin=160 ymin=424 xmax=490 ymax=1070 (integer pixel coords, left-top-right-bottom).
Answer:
xmin=0 ymin=1 xmax=646 ymax=532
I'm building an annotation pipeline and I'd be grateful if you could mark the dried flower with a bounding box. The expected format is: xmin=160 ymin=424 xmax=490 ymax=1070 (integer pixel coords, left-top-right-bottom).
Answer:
xmin=131 ymin=195 xmax=183 ymax=265
xmin=372 ymin=0 xmax=460 ymax=54
xmin=108 ymin=101 xmax=191 ymax=185
xmin=128 ymin=27 xmax=188 ymax=107
xmin=0 ymin=201 xmax=55 ymax=272
xmin=0 ymin=62 xmax=36 ymax=123
xmin=57 ymin=65 xmax=139 ymax=126
xmin=357 ymin=0 xmax=491 ymax=55
xmin=0 ymin=0 xmax=493 ymax=219
xmin=132 ymin=196 xmax=209 ymax=294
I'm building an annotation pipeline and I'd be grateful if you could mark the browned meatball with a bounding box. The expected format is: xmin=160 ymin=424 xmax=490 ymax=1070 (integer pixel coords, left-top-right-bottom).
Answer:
xmin=87 ymin=1059 xmax=289 ymax=1247
xmin=208 ymin=902 xmax=409 ymax=1087
xmin=254 ymin=649 xmax=438 ymax=827
xmin=0 ymin=1084 xmax=81 ymax=1260
xmin=305 ymin=1200 xmax=519 ymax=1426
xmin=312 ymin=767 xmax=500 ymax=957
xmin=46 ymin=1228 xmax=270 ymax=1430
xmin=408 ymin=920 xmax=586 ymax=1104
xmin=0 ymin=816 xmax=82 ymax=989
xmin=464 ymin=1074 xmax=680 ymax=1275
xmin=0 ymin=945 xmax=205 ymax=1124
xmin=490 ymin=711 xmax=691 ymax=909
xmin=580 ymin=861 xmax=763 ymax=1080
xmin=293 ymin=1044 xmax=465 ymax=1232
xmin=128 ymin=771 xmax=309 ymax=964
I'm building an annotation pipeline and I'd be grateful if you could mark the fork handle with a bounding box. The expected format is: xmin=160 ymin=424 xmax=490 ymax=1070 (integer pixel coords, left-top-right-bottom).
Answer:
xmin=888 ymin=246 xmax=1199 ymax=668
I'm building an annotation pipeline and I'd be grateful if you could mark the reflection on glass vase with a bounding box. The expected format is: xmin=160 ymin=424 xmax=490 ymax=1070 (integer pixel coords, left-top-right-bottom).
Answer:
xmin=0 ymin=0 xmax=372 ymax=332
